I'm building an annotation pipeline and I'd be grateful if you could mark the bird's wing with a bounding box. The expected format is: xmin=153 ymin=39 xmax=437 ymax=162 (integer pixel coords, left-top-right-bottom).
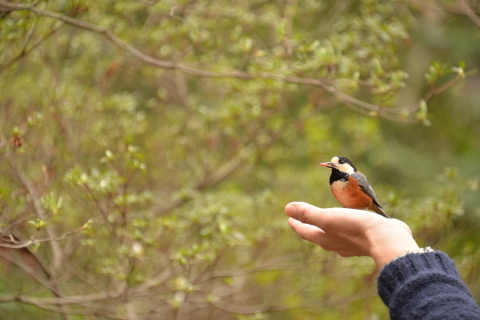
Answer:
xmin=350 ymin=172 xmax=382 ymax=208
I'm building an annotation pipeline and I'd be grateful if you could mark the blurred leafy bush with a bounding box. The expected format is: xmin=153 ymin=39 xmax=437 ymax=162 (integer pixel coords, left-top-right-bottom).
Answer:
xmin=0 ymin=0 xmax=479 ymax=319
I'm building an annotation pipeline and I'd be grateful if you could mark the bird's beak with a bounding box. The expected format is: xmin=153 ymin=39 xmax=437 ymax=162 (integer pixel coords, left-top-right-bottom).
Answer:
xmin=320 ymin=162 xmax=336 ymax=169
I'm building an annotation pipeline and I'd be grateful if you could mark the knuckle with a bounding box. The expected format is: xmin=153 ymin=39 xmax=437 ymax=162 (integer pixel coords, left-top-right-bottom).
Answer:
xmin=297 ymin=204 xmax=309 ymax=224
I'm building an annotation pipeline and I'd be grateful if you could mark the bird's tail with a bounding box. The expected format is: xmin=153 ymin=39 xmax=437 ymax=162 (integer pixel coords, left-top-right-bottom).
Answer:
xmin=372 ymin=205 xmax=390 ymax=218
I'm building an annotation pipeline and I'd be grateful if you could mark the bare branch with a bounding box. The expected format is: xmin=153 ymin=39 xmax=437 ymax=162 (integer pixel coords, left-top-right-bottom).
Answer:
xmin=0 ymin=23 xmax=64 ymax=72
xmin=5 ymin=157 xmax=64 ymax=271
xmin=0 ymin=268 xmax=175 ymax=307
xmin=0 ymin=250 xmax=58 ymax=292
xmin=0 ymin=222 xmax=89 ymax=249
xmin=0 ymin=295 xmax=114 ymax=316
xmin=457 ymin=0 xmax=480 ymax=28
xmin=208 ymin=290 xmax=376 ymax=314
xmin=153 ymin=143 xmax=257 ymax=215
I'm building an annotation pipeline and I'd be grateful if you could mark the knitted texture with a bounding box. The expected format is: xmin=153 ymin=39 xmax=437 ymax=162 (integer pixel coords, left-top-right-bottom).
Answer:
xmin=378 ymin=251 xmax=480 ymax=320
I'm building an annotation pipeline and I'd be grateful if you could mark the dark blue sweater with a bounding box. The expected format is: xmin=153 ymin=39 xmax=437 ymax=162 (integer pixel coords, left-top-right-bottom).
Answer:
xmin=378 ymin=251 xmax=480 ymax=320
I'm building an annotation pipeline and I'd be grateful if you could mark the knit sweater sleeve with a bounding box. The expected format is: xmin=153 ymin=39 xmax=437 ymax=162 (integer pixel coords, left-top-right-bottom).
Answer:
xmin=377 ymin=251 xmax=480 ymax=320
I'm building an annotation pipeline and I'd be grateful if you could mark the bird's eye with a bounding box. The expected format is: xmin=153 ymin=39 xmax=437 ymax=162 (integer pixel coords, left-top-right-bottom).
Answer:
xmin=339 ymin=159 xmax=344 ymax=164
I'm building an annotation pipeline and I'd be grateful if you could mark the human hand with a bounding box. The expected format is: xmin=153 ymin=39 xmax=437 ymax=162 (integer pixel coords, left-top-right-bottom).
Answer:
xmin=285 ymin=202 xmax=419 ymax=269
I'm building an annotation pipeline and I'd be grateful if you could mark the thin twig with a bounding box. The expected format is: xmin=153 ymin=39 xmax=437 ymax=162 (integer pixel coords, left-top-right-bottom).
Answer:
xmin=458 ymin=0 xmax=480 ymax=28
xmin=0 ymin=23 xmax=64 ymax=72
xmin=152 ymin=143 xmax=257 ymax=215
xmin=5 ymin=153 xmax=64 ymax=273
xmin=0 ymin=223 xmax=88 ymax=249
xmin=208 ymin=290 xmax=375 ymax=314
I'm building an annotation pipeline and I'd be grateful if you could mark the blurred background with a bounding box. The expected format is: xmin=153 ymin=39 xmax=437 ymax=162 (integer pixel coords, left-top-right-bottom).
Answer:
xmin=0 ymin=0 xmax=479 ymax=319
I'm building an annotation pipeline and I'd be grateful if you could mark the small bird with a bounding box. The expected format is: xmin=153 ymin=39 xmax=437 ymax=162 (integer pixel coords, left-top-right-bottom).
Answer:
xmin=320 ymin=156 xmax=389 ymax=218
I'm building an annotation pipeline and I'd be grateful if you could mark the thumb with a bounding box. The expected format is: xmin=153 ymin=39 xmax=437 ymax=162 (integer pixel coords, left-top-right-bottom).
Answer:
xmin=285 ymin=202 xmax=326 ymax=227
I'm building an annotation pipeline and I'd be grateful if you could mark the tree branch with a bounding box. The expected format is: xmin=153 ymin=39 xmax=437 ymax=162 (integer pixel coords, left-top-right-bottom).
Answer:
xmin=457 ymin=0 xmax=480 ymax=28
xmin=208 ymin=290 xmax=375 ymax=314
xmin=0 ymin=269 xmax=175 ymax=306
xmin=0 ymin=222 xmax=89 ymax=249
xmin=0 ymin=295 xmax=114 ymax=316
xmin=0 ymin=23 xmax=64 ymax=72
xmin=7 ymin=158 xmax=64 ymax=273
xmin=152 ymin=143 xmax=258 ymax=215
xmin=0 ymin=0 xmax=446 ymax=121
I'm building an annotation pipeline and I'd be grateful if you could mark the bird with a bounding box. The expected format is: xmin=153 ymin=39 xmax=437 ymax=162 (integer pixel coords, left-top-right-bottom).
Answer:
xmin=319 ymin=156 xmax=389 ymax=218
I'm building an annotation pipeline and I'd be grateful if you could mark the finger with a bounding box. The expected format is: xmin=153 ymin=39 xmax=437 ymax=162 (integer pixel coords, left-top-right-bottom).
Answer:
xmin=285 ymin=202 xmax=331 ymax=228
xmin=288 ymin=219 xmax=359 ymax=255
xmin=337 ymin=252 xmax=365 ymax=258
xmin=288 ymin=218 xmax=325 ymax=244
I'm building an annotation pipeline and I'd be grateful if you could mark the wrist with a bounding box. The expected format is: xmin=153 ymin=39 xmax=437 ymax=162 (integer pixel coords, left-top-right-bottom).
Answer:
xmin=367 ymin=226 xmax=419 ymax=269
xmin=371 ymin=242 xmax=420 ymax=269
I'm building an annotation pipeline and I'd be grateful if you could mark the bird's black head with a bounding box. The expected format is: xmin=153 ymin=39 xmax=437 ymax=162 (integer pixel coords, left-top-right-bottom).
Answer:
xmin=320 ymin=156 xmax=357 ymax=173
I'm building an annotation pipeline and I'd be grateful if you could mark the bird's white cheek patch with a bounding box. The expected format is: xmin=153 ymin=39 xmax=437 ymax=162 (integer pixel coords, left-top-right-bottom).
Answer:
xmin=337 ymin=164 xmax=354 ymax=174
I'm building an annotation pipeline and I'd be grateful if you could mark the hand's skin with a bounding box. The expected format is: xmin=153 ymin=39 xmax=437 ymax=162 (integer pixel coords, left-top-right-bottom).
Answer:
xmin=285 ymin=202 xmax=419 ymax=269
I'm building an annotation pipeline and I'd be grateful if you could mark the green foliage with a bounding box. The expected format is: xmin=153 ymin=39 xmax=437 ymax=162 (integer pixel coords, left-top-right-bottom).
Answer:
xmin=0 ymin=0 xmax=480 ymax=319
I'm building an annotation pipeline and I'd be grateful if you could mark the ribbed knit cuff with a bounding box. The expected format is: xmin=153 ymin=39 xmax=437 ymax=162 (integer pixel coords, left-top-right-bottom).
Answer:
xmin=377 ymin=251 xmax=462 ymax=306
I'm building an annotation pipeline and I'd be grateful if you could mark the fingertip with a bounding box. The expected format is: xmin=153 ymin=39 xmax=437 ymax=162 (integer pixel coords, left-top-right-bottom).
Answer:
xmin=287 ymin=217 xmax=325 ymax=243
xmin=287 ymin=217 xmax=299 ymax=228
xmin=285 ymin=202 xmax=299 ymax=217
xmin=285 ymin=201 xmax=312 ymax=216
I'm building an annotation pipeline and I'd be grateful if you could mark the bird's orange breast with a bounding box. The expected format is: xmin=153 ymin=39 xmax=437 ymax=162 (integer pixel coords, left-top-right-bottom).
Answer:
xmin=330 ymin=177 xmax=373 ymax=209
